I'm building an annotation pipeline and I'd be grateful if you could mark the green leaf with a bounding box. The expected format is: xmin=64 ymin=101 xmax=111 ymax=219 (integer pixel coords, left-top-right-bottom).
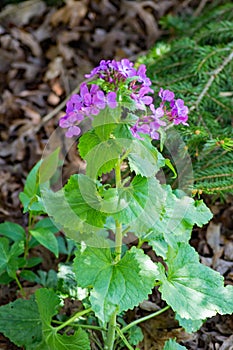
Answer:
xmin=78 ymin=130 xmax=118 ymax=177
xmin=158 ymin=243 xmax=233 ymax=320
xmin=36 ymin=288 xmax=60 ymax=326
xmin=128 ymin=138 xmax=165 ymax=177
xmin=0 ymin=238 xmax=24 ymax=278
xmin=0 ymin=298 xmax=42 ymax=348
xmin=35 ymin=288 xmax=90 ymax=350
xmin=92 ymin=106 xmax=121 ymax=138
xmin=163 ymin=338 xmax=187 ymax=349
xmin=175 ymin=314 xmax=204 ymax=333
xmin=128 ymin=325 xmax=144 ymax=346
xmin=74 ymin=246 xmax=158 ymax=323
xmin=39 ymin=147 xmax=60 ymax=184
xmin=41 ymin=174 xmax=107 ymax=238
xmin=85 ymin=138 xmax=122 ymax=178
xmin=20 ymin=269 xmax=38 ymax=282
xmin=34 ymin=217 xmax=60 ymax=233
xmin=165 ymin=158 xmax=177 ymax=178
xmin=30 ymin=228 xmax=59 ymax=258
xmin=110 ymin=175 xmax=150 ymax=224
xmin=19 ymin=161 xmax=41 ymax=213
xmin=26 ymin=257 xmax=43 ymax=268
xmin=145 ymin=187 xmax=212 ymax=255
xmin=45 ymin=329 xmax=90 ymax=350
xmin=35 ymin=270 xmax=58 ymax=288
xmin=0 ymin=221 xmax=25 ymax=241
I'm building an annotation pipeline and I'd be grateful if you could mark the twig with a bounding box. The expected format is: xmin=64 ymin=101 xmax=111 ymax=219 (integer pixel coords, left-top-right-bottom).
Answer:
xmin=191 ymin=50 xmax=233 ymax=111
xmin=193 ymin=0 xmax=209 ymax=17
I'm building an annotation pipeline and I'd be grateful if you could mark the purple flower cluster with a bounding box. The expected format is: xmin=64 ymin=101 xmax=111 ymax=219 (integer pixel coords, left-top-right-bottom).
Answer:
xmin=60 ymin=59 xmax=154 ymax=138
xmin=85 ymin=59 xmax=151 ymax=87
xmin=130 ymin=88 xmax=189 ymax=140
xmin=59 ymin=59 xmax=189 ymax=140
xmin=85 ymin=59 xmax=153 ymax=109
xmin=59 ymin=83 xmax=117 ymax=138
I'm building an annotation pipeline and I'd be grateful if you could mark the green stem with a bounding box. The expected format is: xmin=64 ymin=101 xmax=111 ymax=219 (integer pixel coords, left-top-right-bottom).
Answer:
xmin=15 ymin=274 xmax=26 ymax=297
xmin=105 ymin=311 xmax=118 ymax=350
xmin=121 ymin=305 xmax=170 ymax=334
xmin=24 ymin=212 xmax=35 ymax=259
xmin=105 ymin=158 xmax=123 ymax=350
xmin=114 ymin=158 xmax=122 ymax=263
xmin=52 ymin=320 xmax=105 ymax=331
xmin=55 ymin=308 xmax=92 ymax=332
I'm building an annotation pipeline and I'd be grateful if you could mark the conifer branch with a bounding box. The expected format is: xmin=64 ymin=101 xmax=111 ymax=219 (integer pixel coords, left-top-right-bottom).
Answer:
xmin=192 ymin=50 xmax=233 ymax=111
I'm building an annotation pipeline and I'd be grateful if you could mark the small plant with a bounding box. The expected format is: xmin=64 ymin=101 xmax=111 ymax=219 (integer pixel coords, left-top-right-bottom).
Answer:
xmin=0 ymin=59 xmax=233 ymax=350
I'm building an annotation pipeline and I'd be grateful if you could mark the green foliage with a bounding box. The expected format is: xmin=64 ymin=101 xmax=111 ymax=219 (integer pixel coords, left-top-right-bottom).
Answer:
xmin=0 ymin=221 xmax=25 ymax=241
xmin=35 ymin=288 xmax=90 ymax=350
xmin=74 ymin=246 xmax=158 ymax=323
xmin=0 ymin=298 xmax=42 ymax=349
xmin=138 ymin=1 xmax=233 ymax=194
xmin=0 ymin=238 xmax=24 ymax=280
xmin=157 ymin=243 xmax=233 ymax=320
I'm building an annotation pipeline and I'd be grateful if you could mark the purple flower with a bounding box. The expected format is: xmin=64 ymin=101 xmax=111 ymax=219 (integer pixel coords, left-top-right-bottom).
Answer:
xmin=171 ymin=99 xmax=189 ymax=125
xmin=131 ymin=86 xmax=153 ymax=110
xmin=92 ymin=90 xmax=118 ymax=110
xmin=115 ymin=59 xmax=137 ymax=78
xmin=159 ymin=88 xmax=175 ymax=102
xmin=85 ymin=60 xmax=110 ymax=78
xmin=106 ymin=91 xmax=117 ymax=108
xmin=65 ymin=126 xmax=81 ymax=138
xmin=59 ymin=116 xmax=82 ymax=138
xmin=130 ymin=123 xmax=150 ymax=140
xmin=136 ymin=64 xmax=151 ymax=86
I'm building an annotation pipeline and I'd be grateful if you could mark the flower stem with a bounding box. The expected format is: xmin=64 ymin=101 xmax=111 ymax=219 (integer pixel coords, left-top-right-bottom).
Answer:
xmin=105 ymin=158 xmax=122 ymax=350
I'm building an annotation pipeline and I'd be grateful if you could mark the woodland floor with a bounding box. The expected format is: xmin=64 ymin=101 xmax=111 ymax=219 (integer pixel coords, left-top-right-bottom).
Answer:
xmin=0 ymin=0 xmax=233 ymax=349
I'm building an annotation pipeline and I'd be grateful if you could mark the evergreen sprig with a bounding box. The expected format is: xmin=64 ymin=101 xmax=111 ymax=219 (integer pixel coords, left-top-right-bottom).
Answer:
xmin=138 ymin=2 xmax=233 ymax=194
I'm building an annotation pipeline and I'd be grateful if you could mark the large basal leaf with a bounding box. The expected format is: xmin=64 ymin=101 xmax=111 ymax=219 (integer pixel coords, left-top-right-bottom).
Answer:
xmin=157 ymin=243 xmax=233 ymax=320
xmin=74 ymin=246 xmax=158 ymax=323
xmin=0 ymin=298 xmax=42 ymax=348
xmin=35 ymin=288 xmax=90 ymax=350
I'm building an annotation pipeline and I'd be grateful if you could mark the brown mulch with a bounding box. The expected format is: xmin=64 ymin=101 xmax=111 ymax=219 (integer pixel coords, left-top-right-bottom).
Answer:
xmin=0 ymin=0 xmax=233 ymax=349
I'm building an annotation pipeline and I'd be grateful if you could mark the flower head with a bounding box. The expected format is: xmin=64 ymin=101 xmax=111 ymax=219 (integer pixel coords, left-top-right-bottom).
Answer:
xmin=60 ymin=60 xmax=189 ymax=139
